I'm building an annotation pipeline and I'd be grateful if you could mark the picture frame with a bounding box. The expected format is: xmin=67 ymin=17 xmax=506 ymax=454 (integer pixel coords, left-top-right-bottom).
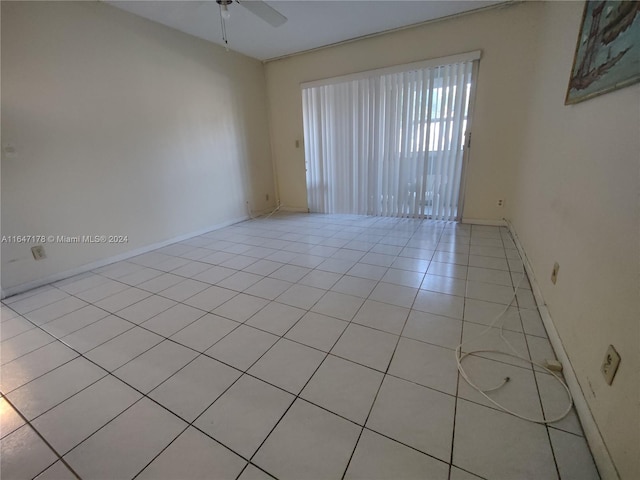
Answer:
xmin=565 ymin=1 xmax=640 ymax=105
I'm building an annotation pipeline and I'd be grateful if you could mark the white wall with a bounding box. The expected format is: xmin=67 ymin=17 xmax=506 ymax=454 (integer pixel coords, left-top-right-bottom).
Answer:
xmin=509 ymin=3 xmax=639 ymax=478
xmin=264 ymin=2 xmax=542 ymax=219
xmin=1 ymin=1 xmax=275 ymax=291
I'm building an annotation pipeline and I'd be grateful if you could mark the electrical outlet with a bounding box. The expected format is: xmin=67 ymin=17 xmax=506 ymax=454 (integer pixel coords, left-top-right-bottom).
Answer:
xmin=31 ymin=245 xmax=46 ymax=260
xmin=551 ymin=262 xmax=559 ymax=284
xmin=601 ymin=344 xmax=620 ymax=385
xmin=497 ymin=199 xmax=504 ymax=207
xmin=266 ymin=194 xmax=269 ymax=202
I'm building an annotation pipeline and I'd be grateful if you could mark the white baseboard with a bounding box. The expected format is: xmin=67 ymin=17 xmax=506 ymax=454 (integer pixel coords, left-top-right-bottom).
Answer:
xmin=461 ymin=217 xmax=507 ymax=226
xmin=506 ymin=219 xmax=619 ymax=480
xmin=1 ymin=215 xmax=249 ymax=300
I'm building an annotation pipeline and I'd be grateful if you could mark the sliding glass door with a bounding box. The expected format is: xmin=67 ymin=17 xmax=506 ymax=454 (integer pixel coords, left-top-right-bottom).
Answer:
xmin=302 ymin=53 xmax=478 ymax=221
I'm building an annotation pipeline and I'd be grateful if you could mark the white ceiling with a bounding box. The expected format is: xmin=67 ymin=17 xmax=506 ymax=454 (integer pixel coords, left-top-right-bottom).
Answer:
xmin=106 ymin=1 xmax=503 ymax=61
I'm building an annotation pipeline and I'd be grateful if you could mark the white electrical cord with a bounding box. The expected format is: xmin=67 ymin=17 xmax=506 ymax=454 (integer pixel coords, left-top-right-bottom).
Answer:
xmin=455 ymin=231 xmax=573 ymax=424
xmin=246 ymin=201 xmax=281 ymax=221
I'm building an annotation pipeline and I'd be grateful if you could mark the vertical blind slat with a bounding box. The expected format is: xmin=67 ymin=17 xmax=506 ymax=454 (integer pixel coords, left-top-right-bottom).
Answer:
xmin=303 ymin=59 xmax=476 ymax=220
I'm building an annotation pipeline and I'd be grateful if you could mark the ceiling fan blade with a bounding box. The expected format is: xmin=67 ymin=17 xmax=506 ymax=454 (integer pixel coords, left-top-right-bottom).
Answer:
xmin=237 ymin=1 xmax=287 ymax=27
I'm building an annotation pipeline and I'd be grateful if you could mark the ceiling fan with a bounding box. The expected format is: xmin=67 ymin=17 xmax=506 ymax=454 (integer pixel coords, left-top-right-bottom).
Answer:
xmin=216 ymin=0 xmax=287 ymax=27
xmin=215 ymin=0 xmax=286 ymax=50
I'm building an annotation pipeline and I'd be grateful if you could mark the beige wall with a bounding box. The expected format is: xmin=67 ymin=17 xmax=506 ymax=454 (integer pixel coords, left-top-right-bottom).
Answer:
xmin=1 ymin=1 xmax=275 ymax=291
xmin=264 ymin=2 xmax=542 ymax=218
xmin=509 ymin=2 xmax=639 ymax=478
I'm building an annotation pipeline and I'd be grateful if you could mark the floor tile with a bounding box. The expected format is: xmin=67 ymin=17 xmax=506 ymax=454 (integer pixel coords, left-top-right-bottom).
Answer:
xmin=115 ymin=295 xmax=176 ymax=324
xmin=298 ymin=270 xmax=342 ymax=290
xmin=466 ymin=280 xmax=514 ymax=305
xmin=8 ymin=288 xmax=69 ymax=315
xmin=389 ymin=337 xmax=458 ymax=395
xmin=34 ymin=460 xmax=77 ymax=480
xmin=460 ymin=323 xmax=529 ymax=368
xmin=391 ymin=257 xmax=430 ymax=273
xmin=367 ymin=375 xmax=455 ymax=462
xmin=253 ymin=399 xmax=361 ymax=480
xmin=317 ymin=257 xmax=357 ymax=274
xmin=182 ymin=285 xmax=237 ymax=312
xmin=244 ymin=277 xmax=293 ymax=300
xmin=32 ymin=375 xmax=141 ymax=454
xmin=93 ymin=287 xmax=151 ymax=313
xmin=270 ymin=265 xmax=311 ymax=283
xmin=0 ymin=316 xmax=35 ymax=341
xmin=118 ymin=267 xmax=163 ymax=287
xmin=285 ymin=312 xmax=348 ymax=352
xmin=1 ymin=328 xmax=56 ymax=365
xmin=192 ymin=265 xmax=236 ymax=284
xmin=0 ymin=397 xmax=25 ymax=439
xmin=75 ymin=280 xmax=129 ymax=303
xmin=369 ymin=282 xmax=418 ymax=308
xmin=347 ymin=263 xmax=388 ymax=281
xmin=463 ymin=298 xmax=522 ymax=331
xmin=245 ymin=302 xmax=305 ymax=336
xmin=457 ymin=354 xmax=542 ymax=418
xmin=276 ymin=284 xmax=326 ymax=310
xmin=170 ymin=313 xmax=239 ymax=352
xmin=149 ymin=355 xmax=241 ymax=422
xmin=467 ymin=266 xmax=513 ymax=286
xmin=301 ymin=355 xmax=383 ymax=425
xmin=213 ymin=293 xmax=269 ymax=322
xmin=84 ymin=327 xmax=163 ymax=371
xmin=140 ymin=304 xmax=205 ymax=337
xmin=205 ymin=325 xmax=279 ymax=371
xmin=248 ymin=338 xmax=326 ymax=394
xmin=1 ymin=341 xmax=78 ymax=393
xmin=23 ymin=296 xmax=88 ymax=325
xmin=520 ymin=309 xmax=547 ymax=338
xmin=413 ymin=290 xmax=464 ymax=319
xmin=427 ymin=261 xmax=468 ymax=279
xmin=331 ymin=323 xmax=398 ymax=372
xmin=6 ymin=357 xmax=106 ymax=420
xmin=449 ymin=466 xmax=484 ymax=480
xmin=0 ymin=425 xmax=57 ymax=480
xmin=159 ymin=278 xmax=210 ymax=302
xmin=61 ymin=315 xmax=134 ymax=353
xmin=114 ymin=340 xmax=198 ymax=393
xmin=549 ymin=428 xmax=599 ymax=479
xmin=344 ymin=429 xmax=449 ymax=480
xmin=195 ymin=374 xmax=294 ymax=458
xmin=536 ymin=372 xmax=582 ymax=435
xmin=63 ymin=398 xmax=186 ymax=479
xmin=311 ymin=291 xmax=364 ymax=321
xmin=421 ymin=274 xmax=466 ymax=297
xmin=39 ymin=305 xmax=109 ymax=337
xmin=381 ymin=268 xmax=425 ymax=288
xmin=331 ymin=275 xmax=377 ymax=298
xmin=453 ymin=399 xmax=557 ymax=479
xmin=137 ymin=426 xmax=246 ymax=480
xmin=351 ymin=299 xmax=409 ymax=335
xmin=243 ymin=259 xmax=285 ymax=277
xmin=402 ymin=310 xmax=463 ymax=349
xmin=468 ymin=255 xmax=509 ymax=271
xmin=237 ymin=464 xmax=273 ymax=480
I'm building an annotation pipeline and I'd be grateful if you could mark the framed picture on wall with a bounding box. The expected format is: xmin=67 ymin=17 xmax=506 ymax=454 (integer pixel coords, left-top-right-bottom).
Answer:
xmin=565 ymin=1 xmax=640 ymax=105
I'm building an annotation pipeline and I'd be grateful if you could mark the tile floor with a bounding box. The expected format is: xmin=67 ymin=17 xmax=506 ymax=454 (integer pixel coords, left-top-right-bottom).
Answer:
xmin=0 ymin=213 xmax=600 ymax=479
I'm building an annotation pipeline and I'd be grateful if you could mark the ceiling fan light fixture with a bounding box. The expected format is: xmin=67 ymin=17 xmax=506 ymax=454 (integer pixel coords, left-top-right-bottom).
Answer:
xmin=220 ymin=4 xmax=231 ymax=20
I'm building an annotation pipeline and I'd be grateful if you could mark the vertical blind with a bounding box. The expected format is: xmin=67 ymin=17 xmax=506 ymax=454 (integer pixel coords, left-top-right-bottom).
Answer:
xmin=302 ymin=52 xmax=479 ymax=221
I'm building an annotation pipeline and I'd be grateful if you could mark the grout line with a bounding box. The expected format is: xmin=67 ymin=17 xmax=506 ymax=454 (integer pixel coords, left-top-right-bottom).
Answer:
xmin=1 ymin=395 xmax=83 ymax=479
